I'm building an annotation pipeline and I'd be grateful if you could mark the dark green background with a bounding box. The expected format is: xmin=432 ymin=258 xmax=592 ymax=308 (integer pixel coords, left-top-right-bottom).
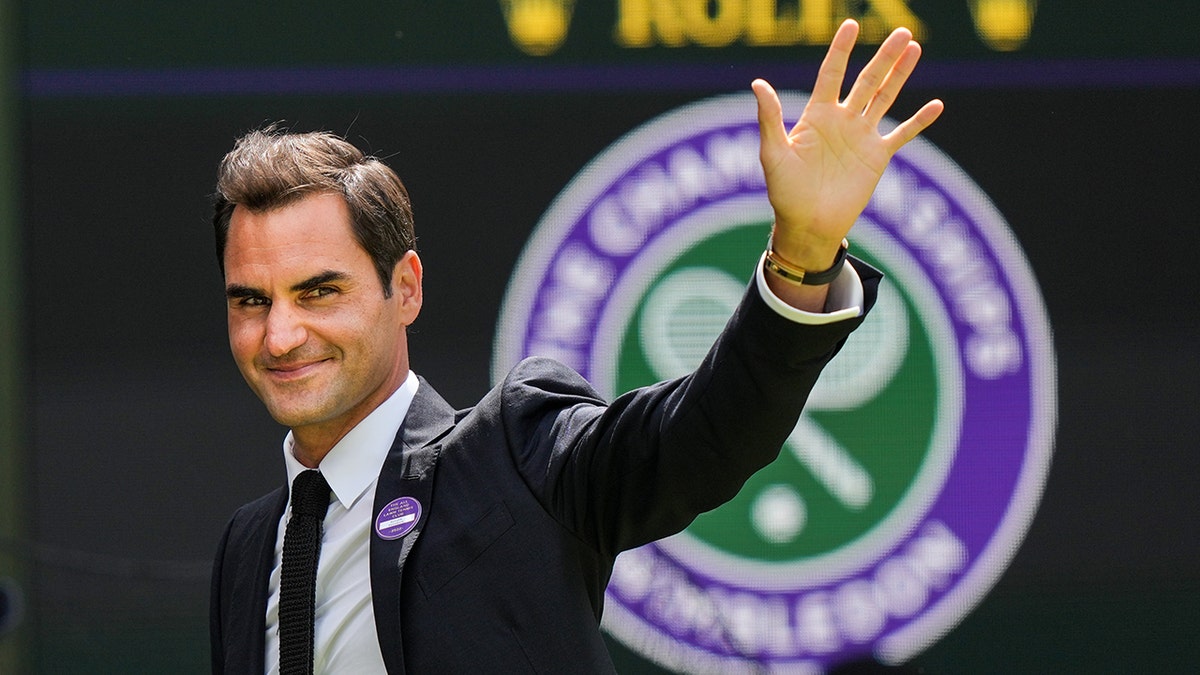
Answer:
xmin=3 ymin=1 xmax=1198 ymax=673
xmin=612 ymin=225 xmax=939 ymax=560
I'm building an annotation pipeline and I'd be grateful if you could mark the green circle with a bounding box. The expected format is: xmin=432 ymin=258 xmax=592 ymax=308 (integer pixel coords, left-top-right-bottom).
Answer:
xmin=615 ymin=222 xmax=939 ymax=561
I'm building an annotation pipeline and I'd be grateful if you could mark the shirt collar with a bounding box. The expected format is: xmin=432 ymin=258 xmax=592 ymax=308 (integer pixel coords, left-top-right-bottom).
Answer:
xmin=282 ymin=371 xmax=420 ymax=511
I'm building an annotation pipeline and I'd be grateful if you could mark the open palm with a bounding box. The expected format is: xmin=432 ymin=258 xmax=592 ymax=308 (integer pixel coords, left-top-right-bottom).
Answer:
xmin=754 ymin=20 xmax=944 ymax=266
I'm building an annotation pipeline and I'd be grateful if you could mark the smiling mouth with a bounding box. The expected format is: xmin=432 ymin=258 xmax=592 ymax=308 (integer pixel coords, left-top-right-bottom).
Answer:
xmin=264 ymin=358 xmax=331 ymax=381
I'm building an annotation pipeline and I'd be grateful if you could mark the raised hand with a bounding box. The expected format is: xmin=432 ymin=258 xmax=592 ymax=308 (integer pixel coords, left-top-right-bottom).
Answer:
xmin=753 ymin=19 xmax=943 ymax=280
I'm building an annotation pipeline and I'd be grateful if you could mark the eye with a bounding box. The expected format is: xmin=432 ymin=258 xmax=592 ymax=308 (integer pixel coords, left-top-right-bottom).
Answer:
xmin=303 ymin=286 xmax=338 ymax=300
xmin=239 ymin=296 xmax=269 ymax=307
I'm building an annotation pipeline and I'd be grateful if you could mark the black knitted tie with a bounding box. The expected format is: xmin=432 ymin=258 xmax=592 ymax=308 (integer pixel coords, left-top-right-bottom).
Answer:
xmin=279 ymin=469 xmax=331 ymax=675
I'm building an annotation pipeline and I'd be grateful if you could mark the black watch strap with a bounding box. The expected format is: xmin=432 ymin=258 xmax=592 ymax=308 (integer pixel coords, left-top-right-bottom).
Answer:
xmin=763 ymin=239 xmax=849 ymax=286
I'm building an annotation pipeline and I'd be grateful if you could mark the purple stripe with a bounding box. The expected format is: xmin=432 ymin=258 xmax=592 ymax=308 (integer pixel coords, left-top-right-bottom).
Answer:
xmin=23 ymin=59 xmax=1200 ymax=97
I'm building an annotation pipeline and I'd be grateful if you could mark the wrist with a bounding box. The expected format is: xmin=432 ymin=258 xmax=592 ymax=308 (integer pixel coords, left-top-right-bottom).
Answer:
xmin=764 ymin=238 xmax=849 ymax=286
xmin=768 ymin=219 xmax=845 ymax=266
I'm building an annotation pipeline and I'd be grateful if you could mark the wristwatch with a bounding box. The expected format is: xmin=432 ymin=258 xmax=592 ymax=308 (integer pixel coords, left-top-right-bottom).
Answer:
xmin=763 ymin=239 xmax=849 ymax=286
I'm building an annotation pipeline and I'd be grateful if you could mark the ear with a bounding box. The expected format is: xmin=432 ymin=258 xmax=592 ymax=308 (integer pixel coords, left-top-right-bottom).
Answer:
xmin=392 ymin=250 xmax=423 ymax=325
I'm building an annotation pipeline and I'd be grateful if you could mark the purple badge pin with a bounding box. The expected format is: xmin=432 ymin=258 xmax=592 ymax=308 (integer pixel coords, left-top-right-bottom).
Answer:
xmin=375 ymin=496 xmax=422 ymax=540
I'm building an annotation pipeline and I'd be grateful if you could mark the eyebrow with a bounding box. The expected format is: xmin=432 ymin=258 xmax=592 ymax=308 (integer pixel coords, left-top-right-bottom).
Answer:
xmin=291 ymin=270 xmax=349 ymax=293
xmin=225 ymin=270 xmax=350 ymax=299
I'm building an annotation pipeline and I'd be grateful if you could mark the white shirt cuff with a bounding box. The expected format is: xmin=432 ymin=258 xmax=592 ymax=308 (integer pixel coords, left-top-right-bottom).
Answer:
xmin=754 ymin=252 xmax=864 ymax=325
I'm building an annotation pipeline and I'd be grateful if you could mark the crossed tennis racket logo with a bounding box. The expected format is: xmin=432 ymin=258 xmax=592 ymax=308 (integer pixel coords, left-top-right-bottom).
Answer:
xmin=639 ymin=266 xmax=909 ymax=545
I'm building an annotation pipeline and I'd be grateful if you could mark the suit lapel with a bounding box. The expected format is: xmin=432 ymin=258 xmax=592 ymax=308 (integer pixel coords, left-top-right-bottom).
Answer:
xmin=219 ymin=487 xmax=286 ymax=673
xmin=370 ymin=377 xmax=456 ymax=674
xmin=250 ymin=490 xmax=287 ymax=671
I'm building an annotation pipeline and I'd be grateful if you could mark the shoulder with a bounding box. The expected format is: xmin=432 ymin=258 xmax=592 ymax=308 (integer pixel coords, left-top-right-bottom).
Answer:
xmin=450 ymin=357 xmax=609 ymax=459
xmin=234 ymin=486 xmax=288 ymax=519
xmin=218 ymin=487 xmax=287 ymax=546
xmin=502 ymin=357 xmax=600 ymax=396
xmin=489 ymin=357 xmax=608 ymax=421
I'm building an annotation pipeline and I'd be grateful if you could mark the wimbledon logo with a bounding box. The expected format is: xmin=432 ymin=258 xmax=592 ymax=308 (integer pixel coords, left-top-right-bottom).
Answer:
xmin=492 ymin=93 xmax=1056 ymax=672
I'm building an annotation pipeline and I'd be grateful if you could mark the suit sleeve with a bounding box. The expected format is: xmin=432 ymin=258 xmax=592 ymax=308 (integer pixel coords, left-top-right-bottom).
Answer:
xmin=499 ymin=258 xmax=882 ymax=558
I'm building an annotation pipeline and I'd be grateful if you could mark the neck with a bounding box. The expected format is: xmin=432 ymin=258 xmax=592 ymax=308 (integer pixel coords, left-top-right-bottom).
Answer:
xmin=290 ymin=435 xmax=337 ymax=468
xmin=289 ymin=365 xmax=412 ymax=468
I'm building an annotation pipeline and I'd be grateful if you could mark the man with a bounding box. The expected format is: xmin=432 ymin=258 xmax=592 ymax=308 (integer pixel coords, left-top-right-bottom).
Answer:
xmin=210 ymin=19 xmax=942 ymax=674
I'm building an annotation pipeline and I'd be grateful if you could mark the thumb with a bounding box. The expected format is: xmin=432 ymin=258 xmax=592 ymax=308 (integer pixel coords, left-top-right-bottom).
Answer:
xmin=752 ymin=79 xmax=788 ymax=160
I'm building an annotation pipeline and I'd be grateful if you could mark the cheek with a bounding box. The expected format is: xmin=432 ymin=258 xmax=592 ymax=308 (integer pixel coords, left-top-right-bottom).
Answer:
xmin=227 ymin=318 xmax=262 ymax=363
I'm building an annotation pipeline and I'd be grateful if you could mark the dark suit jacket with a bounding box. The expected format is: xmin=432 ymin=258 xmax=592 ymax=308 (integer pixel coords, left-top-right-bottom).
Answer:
xmin=210 ymin=267 xmax=880 ymax=673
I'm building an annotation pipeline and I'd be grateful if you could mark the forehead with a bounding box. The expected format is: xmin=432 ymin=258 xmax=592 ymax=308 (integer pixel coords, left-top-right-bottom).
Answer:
xmin=224 ymin=193 xmax=368 ymax=281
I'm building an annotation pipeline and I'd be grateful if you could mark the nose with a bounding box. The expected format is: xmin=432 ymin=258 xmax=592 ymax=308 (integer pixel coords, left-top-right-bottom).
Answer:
xmin=263 ymin=303 xmax=308 ymax=358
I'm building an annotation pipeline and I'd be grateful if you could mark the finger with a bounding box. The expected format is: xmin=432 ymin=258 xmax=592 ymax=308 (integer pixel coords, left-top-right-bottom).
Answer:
xmin=752 ymin=78 xmax=789 ymax=156
xmin=811 ymin=19 xmax=860 ymax=104
xmin=864 ymin=41 xmax=923 ymax=125
xmin=843 ymin=27 xmax=912 ymax=114
xmin=883 ymin=99 xmax=945 ymax=153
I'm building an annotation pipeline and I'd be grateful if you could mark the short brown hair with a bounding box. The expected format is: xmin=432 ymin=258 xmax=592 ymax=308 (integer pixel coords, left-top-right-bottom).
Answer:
xmin=212 ymin=127 xmax=416 ymax=296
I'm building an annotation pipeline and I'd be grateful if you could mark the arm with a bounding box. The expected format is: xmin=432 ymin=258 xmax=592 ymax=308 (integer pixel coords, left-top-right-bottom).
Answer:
xmin=504 ymin=21 xmax=935 ymax=555
xmin=503 ymin=271 xmax=879 ymax=556
xmin=753 ymin=19 xmax=943 ymax=312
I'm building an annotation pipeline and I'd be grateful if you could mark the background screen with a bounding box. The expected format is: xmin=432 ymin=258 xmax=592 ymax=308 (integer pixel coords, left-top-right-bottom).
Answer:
xmin=3 ymin=1 xmax=1198 ymax=672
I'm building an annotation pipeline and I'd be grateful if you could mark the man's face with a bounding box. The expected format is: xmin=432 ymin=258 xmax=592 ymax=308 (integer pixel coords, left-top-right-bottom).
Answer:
xmin=223 ymin=192 xmax=422 ymax=454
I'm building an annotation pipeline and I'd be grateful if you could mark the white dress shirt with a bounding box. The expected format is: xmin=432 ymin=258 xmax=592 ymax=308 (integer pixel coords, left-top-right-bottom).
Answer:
xmin=264 ymin=371 xmax=419 ymax=675
xmin=261 ymin=262 xmax=862 ymax=673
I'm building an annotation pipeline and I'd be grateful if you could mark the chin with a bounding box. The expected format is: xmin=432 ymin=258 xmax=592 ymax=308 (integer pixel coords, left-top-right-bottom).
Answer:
xmin=263 ymin=400 xmax=332 ymax=429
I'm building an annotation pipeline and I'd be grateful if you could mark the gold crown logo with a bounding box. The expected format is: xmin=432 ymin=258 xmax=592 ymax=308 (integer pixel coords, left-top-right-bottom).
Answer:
xmin=500 ymin=0 xmax=576 ymax=56
xmin=969 ymin=0 xmax=1038 ymax=51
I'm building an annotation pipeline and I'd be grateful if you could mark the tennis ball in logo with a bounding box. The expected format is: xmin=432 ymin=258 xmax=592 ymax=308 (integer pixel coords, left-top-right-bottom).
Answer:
xmin=612 ymin=223 xmax=939 ymax=566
